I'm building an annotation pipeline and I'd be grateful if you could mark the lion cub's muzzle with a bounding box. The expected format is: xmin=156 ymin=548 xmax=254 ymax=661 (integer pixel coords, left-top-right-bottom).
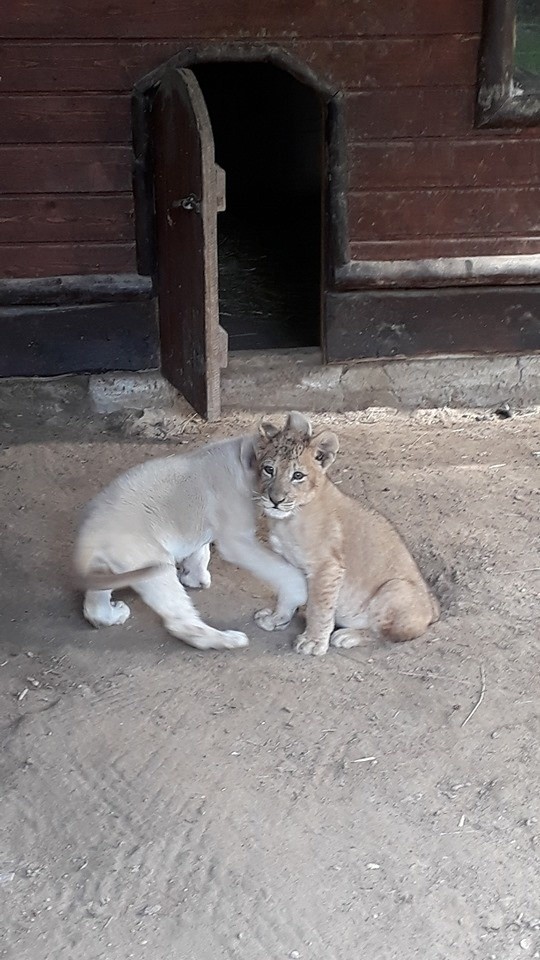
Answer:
xmin=262 ymin=494 xmax=295 ymax=519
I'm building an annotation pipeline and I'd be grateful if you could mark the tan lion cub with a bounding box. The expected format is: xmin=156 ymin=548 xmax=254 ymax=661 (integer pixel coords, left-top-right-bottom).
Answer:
xmin=254 ymin=412 xmax=439 ymax=656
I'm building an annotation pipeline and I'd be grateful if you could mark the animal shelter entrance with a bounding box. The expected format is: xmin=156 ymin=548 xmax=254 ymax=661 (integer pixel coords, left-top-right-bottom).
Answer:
xmin=142 ymin=53 xmax=328 ymax=419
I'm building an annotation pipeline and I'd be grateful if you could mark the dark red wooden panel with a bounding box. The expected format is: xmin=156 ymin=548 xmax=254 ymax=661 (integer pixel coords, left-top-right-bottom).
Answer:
xmin=349 ymin=139 xmax=540 ymax=189
xmin=297 ymin=36 xmax=479 ymax=89
xmin=0 ymin=42 xmax=184 ymax=92
xmin=346 ymin=87 xmax=540 ymax=140
xmin=0 ymin=145 xmax=131 ymax=193
xmin=0 ymin=36 xmax=479 ymax=94
xmin=349 ymin=237 xmax=540 ymax=261
xmin=0 ymin=0 xmax=481 ymax=40
xmin=0 ymin=243 xmax=137 ymax=278
xmin=0 ymin=196 xmax=134 ymax=243
xmin=349 ymin=188 xmax=540 ymax=240
xmin=345 ymin=89 xmax=476 ymax=140
xmin=0 ymin=95 xmax=131 ymax=143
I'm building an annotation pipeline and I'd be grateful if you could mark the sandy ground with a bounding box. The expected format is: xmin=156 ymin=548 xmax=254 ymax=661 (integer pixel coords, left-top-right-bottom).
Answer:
xmin=0 ymin=406 xmax=539 ymax=960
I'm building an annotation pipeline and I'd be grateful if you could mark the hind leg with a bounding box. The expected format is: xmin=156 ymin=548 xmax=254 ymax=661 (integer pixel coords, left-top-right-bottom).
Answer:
xmin=179 ymin=543 xmax=211 ymax=590
xmin=83 ymin=590 xmax=131 ymax=628
xmin=329 ymin=608 xmax=373 ymax=649
xmin=133 ymin=565 xmax=248 ymax=650
xmin=330 ymin=627 xmax=375 ymax=649
xmin=368 ymin=578 xmax=434 ymax=642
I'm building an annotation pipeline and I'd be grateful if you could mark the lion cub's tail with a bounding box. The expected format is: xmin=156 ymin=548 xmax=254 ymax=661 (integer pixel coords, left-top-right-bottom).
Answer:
xmin=76 ymin=564 xmax=163 ymax=591
xmin=73 ymin=538 xmax=165 ymax=590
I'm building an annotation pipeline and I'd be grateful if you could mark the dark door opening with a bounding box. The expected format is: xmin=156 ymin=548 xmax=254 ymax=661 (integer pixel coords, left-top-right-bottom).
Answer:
xmin=191 ymin=62 xmax=324 ymax=351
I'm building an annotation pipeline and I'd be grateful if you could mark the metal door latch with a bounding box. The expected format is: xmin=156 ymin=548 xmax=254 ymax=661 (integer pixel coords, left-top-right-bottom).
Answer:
xmin=171 ymin=193 xmax=201 ymax=213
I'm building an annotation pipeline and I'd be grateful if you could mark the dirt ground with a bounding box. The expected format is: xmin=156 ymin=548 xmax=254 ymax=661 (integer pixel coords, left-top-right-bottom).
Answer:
xmin=0 ymin=404 xmax=539 ymax=960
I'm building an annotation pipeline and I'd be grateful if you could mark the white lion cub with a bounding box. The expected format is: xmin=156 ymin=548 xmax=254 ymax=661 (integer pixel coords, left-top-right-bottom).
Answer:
xmin=74 ymin=434 xmax=307 ymax=650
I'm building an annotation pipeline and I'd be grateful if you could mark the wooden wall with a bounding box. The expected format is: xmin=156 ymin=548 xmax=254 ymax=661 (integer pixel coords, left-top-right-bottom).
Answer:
xmin=1 ymin=0 xmax=539 ymax=279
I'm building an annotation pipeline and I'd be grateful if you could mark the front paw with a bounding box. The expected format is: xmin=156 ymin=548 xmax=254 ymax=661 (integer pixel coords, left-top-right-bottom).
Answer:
xmin=180 ymin=569 xmax=211 ymax=590
xmin=295 ymin=632 xmax=329 ymax=657
xmin=254 ymin=608 xmax=292 ymax=632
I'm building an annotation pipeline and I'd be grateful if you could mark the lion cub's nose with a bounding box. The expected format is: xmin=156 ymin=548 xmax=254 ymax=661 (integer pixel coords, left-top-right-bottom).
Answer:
xmin=270 ymin=492 xmax=285 ymax=507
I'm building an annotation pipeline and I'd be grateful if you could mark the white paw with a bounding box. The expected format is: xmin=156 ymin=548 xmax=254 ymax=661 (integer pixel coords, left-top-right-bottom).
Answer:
xmin=254 ymin=608 xmax=292 ymax=632
xmin=84 ymin=599 xmax=131 ymax=628
xmin=179 ymin=569 xmax=212 ymax=590
xmin=173 ymin=625 xmax=249 ymax=650
xmin=110 ymin=600 xmax=131 ymax=625
xmin=295 ymin=632 xmax=329 ymax=657
xmin=218 ymin=630 xmax=249 ymax=649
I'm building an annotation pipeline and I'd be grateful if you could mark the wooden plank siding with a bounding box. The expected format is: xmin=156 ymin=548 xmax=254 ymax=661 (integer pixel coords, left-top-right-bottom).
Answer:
xmin=0 ymin=145 xmax=131 ymax=193
xmin=0 ymin=197 xmax=134 ymax=243
xmin=349 ymin=238 xmax=540 ymax=261
xmin=347 ymin=129 xmax=540 ymax=260
xmin=0 ymin=95 xmax=131 ymax=143
xmin=0 ymin=245 xmax=137 ymax=278
xmin=348 ymin=140 xmax=540 ymax=190
xmin=0 ymin=38 xmax=480 ymax=93
xmin=0 ymin=0 xmax=539 ymax=278
xmin=0 ymin=1 xmax=482 ymax=39
xmin=349 ymin=189 xmax=540 ymax=241
xmin=345 ymin=89 xmax=540 ymax=141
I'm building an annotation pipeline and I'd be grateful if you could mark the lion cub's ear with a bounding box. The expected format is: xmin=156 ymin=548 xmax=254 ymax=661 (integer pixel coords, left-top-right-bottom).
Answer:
xmin=285 ymin=411 xmax=312 ymax=441
xmin=258 ymin=419 xmax=280 ymax=441
xmin=240 ymin=435 xmax=257 ymax=470
xmin=312 ymin=430 xmax=339 ymax=469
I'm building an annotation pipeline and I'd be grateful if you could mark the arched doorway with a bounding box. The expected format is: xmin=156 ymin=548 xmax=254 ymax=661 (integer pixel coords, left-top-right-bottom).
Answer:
xmin=132 ymin=47 xmax=345 ymax=418
xmin=192 ymin=62 xmax=323 ymax=352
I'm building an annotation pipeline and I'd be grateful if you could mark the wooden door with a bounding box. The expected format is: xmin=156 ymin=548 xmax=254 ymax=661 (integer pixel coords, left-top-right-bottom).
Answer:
xmin=152 ymin=66 xmax=227 ymax=421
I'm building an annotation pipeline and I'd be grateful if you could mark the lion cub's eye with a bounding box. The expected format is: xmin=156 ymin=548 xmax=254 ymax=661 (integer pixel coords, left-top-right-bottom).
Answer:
xmin=263 ymin=464 xmax=275 ymax=477
xmin=292 ymin=471 xmax=306 ymax=482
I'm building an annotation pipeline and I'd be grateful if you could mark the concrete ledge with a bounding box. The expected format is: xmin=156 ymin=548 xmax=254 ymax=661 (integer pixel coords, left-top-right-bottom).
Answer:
xmin=221 ymin=350 xmax=540 ymax=412
xmin=0 ymin=352 xmax=538 ymax=420
xmin=89 ymin=372 xmax=177 ymax=413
